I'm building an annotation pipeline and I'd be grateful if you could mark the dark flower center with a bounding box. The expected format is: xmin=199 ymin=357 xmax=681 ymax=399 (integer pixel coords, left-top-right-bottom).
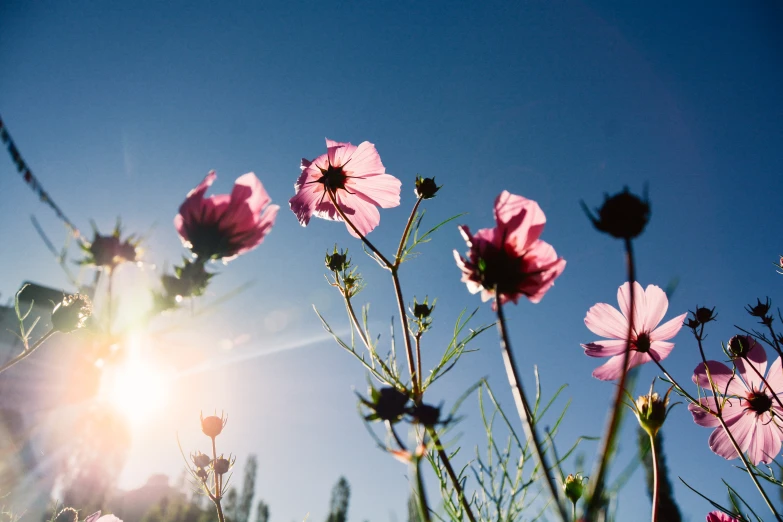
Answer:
xmin=186 ymin=222 xmax=240 ymax=260
xmin=746 ymin=390 xmax=773 ymax=414
xmin=319 ymin=164 xmax=347 ymax=191
xmin=476 ymin=244 xmax=527 ymax=297
xmin=635 ymin=332 xmax=651 ymax=353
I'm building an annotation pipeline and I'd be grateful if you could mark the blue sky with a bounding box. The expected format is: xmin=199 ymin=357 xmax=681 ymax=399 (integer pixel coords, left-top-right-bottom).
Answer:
xmin=1 ymin=1 xmax=783 ymax=521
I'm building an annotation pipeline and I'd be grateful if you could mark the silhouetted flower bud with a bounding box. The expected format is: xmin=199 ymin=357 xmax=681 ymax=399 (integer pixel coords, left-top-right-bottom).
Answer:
xmin=414 ymin=176 xmax=441 ymax=199
xmin=746 ymin=298 xmax=772 ymax=324
xmin=408 ymin=403 xmax=441 ymax=427
xmin=196 ymin=468 xmax=208 ymax=481
xmin=563 ymin=473 xmax=586 ymax=505
xmin=200 ymin=412 xmax=227 ymax=439
xmin=191 ymin=451 xmax=211 ymax=469
xmin=213 ymin=456 xmax=231 ymax=475
xmin=325 ymin=246 xmax=349 ymax=272
xmin=51 ymin=294 xmax=92 ymax=333
xmin=684 ymin=315 xmax=700 ymax=330
xmin=360 ymin=386 xmax=409 ymax=423
xmin=80 ymin=222 xmax=139 ymax=270
xmin=695 ymin=306 xmax=717 ymax=324
xmin=583 ymin=187 xmax=650 ymax=240
xmin=728 ymin=335 xmax=755 ymax=358
xmin=55 ymin=507 xmax=79 ymax=522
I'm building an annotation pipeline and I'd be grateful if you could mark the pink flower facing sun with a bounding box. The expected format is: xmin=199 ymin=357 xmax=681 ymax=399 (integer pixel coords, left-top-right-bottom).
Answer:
xmin=454 ymin=191 xmax=566 ymax=306
xmin=582 ymin=282 xmax=687 ymax=381
xmin=689 ymin=337 xmax=783 ymax=466
xmin=289 ymin=139 xmax=401 ymax=238
xmin=706 ymin=512 xmax=739 ymax=522
xmin=175 ymin=171 xmax=279 ymax=261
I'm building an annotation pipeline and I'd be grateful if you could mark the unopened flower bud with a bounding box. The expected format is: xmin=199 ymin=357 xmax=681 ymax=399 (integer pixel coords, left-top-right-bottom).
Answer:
xmin=408 ymin=403 xmax=441 ymax=427
xmin=728 ymin=335 xmax=755 ymax=359
xmin=360 ymin=386 xmax=409 ymax=423
xmin=196 ymin=468 xmax=208 ymax=481
xmin=746 ymin=298 xmax=772 ymax=323
xmin=325 ymin=246 xmax=349 ymax=272
xmin=191 ymin=451 xmax=211 ymax=469
xmin=563 ymin=473 xmax=586 ymax=505
xmin=634 ymin=384 xmax=673 ymax=437
xmin=583 ymin=187 xmax=650 ymax=240
xmin=213 ymin=456 xmax=231 ymax=475
xmin=414 ymin=176 xmax=441 ymax=199
xmin=684 ymin=315 xmax=700 ymax=330
xmin=695 ymin=306 xmax=717 ymax=324
xmin=200 ymin=412 xmax=227 ymax=439
xmin=51 ymin=294 xmax=92 ymax=333
xmin=54 ymin=507 xmax=79 ymax=522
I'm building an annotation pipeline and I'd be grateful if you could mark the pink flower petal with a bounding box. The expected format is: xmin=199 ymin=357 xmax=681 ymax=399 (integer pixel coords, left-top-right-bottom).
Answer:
xmin=584 ymin=303 xmax=628 ymax=340
xmin=746 ymin=413 xmax=782 ymax=465
xmin=335 ymin=191 xmax=380 ymax=237
xmin=581 ymin=339 xmax=627 ymax=358
xmin=326 ymin=139 xmax=359 ymax=168
xmin=493 ymin=191 xmax=546 ymax=253
xmin=693 ymin=361 xmax=748 ymax=397
xmin=617 ymin=281 xmax=647 ymax=335
xmin=765 ymin=357 xmax=783 ymax=393
xmin=348 ymin=173 xmax=401 ymax=208
xmin=649 ymin=313 xmax=687 ymax=342
xmin=706 ymin=510 xmax=740 ymax=522
xmin=591 ymin=351 xmax=649 ymax=381
xmin=642 ymin=284 xmax=668 ymax=332
xmin=230 ymin=173 xmax=271 ymax=215
xmin=689 ymin=397 xmax=743 ymax=427
xmin=648 ymin=340 xmax=674 ymax=362
xmin=708 ymin=418 xmax=747 ymax=461
xmin=736 ymin=339 xmax=767 ymax=391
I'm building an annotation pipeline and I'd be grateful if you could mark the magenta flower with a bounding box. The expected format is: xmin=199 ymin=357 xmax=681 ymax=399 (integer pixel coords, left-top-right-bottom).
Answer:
xmin=453 ymin=191 xmax=566 ymax=306
xmin=582 ymin=282 xmax=687 ymax=381
xmin=289 ymin=139 xmax=401 ymax=238
xmin=175 ymin=171 xmax=279 ymax=261
xmin=706 ymin=511 xmax=740 ymax=522
xmin=689 ymin=338 xmax=783 ymax=465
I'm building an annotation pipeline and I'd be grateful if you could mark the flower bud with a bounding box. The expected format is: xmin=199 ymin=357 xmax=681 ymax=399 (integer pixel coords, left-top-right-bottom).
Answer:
xmin=191 ymin=451 xmax=211 ymax=469
xmin=196 ymin=468 xmax=208 ymax=481
xmin=51 ymin=294 xmax=92 ymax=333
xmin=728 ymin=335 xmax=755 ymax=358
xmin=360 ymin=386 xmax=409 ymax=423
xmin=684 ymin=315 xmax=700 ymax=330
xmin=325 ymin=246 xmax=349 ymax=272
xmin=563 ymin=473 xmax=586 ymax=505
xmin=54 ymin=507 xmax=79 ymax=522
xmin=633 ymin=384 xmax=673 ymax=437
xmin=695 ymin=306 xmax=717 ymax=324
xmin=746 ymin=298 xmax=772 ymax=324
xmin=414 ymin=176 xmax=441 ymax=199
xmin=583 ymin=187 xmax=650 ymax=240
xmin=200 ymin=412 xmax=227 ymax=439
xmin=408 ymin=403 xmax=441 ymax=427
xmin=213 ymin=456 xmax=231 ymax=475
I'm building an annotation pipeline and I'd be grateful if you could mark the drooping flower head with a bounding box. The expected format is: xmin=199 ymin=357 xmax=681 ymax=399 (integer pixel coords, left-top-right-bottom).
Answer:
xmin=706 ymin=511 xmax=740 ymax=522
xmin=689 ymin=340 xmax=783 ymax=465
xmin=289 ymin=139 xmax=401 ymax=237
xmin=582 ymin=282 xmax=687 ymax=381
xmin=175 ymin=171 xmax=279 ymax=261
xmin=454 ymin=191 xmax=566 ymax=306
xmin=79 ymin=221 xmax=140 ymax=270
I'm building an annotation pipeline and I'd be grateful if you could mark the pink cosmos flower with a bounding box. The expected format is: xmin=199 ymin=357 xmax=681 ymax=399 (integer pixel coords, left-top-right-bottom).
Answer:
xmin=689 ymin=338 xmax=783 ymax=465
xmin=453 ymin=191 xmax=566 ymax=306
xmin=175 ymin=171 xmax=279 ymax=261
xmin=706 ymin=511 xmax=740 ymax=522
xmin=289 ymin=139 xmax=401 ymax=238
xmin=582 ymin=282 xmax=687 ymax=381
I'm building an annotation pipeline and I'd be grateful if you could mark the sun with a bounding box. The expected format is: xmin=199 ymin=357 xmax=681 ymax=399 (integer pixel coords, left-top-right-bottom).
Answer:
xmin=98 ymin=335 xmax=171 ymax=425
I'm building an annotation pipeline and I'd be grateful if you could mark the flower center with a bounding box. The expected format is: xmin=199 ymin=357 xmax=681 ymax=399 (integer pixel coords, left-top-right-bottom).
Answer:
xmin=319 ymin=164 xmax=347 ymax=191
xmin=746 ymin=390 xmax=773 ymax=414
xmin=635 ymin=332 xmax=651 ymax=353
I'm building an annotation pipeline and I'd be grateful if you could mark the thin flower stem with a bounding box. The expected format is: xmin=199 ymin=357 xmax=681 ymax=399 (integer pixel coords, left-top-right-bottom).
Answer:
xmin=0 ymin=328 xmax=57 ymax=375
xmin=326 ymin=188 xmax=393 ymax=268
xmin=394 ymin=197 xmax=423 ymax=265
xmin=766 ymin=324 xmax=783 ymax=360
xmin=495 ymin=298 xmax=568 ymax=522
xmin=415 ymin=332 xmax=423 ymax=394
xmin=427 ymin=427 xmax=478 ymax=522
xmin=388 ymin=421 xmax=407 ymax=450
xmin=585 ymin=238 xmax=636 ymax=521
xmin=344 ymin=295 xmax=403 ymax=387
xmin=210 ymin=436 xmax=225 ymax=522
xmin=650 ymin=433 xmax=660 ymax=522
xmin=414 ymin=452 xmax=433 ymax=522
xmin=106 ymin=268 xmax=114 ymax=337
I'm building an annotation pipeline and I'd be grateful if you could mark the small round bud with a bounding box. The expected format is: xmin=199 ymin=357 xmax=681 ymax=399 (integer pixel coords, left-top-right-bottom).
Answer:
xmin=583 ymin=187 xmax=650 ymax=240
xmin=563 ymin=473 xmax=586 ymax=505
xmin=54 ymin=507 xmax=79 ymax=522
xmin=325 ymin=246 xmax=349 ymax=272
xmin=408 ymin=403 xmax=441 ymax=427
xmin=695 ymin=306 xmax=717 ymax=324
xmin=414 ymin=176 xmax=441 ymax=199
xmin=191 ymin=451 xmax=211 ymax=469
xmin=200 ymin=412 xmax=227 ymax=439
xmin=196 ymin=468 xmax=209 ymax=481
xmin=213 ymin=456 xmax=231 ymax=475
xmin=684 ymin=315 xmax=700 ymax=330
xmin=728 ymin=335 xmax=755 ymax=359
xmin=360 ymin=387 xmax=409 ymax=423
xmin=51 ymin=294 xmax=92 ymax=333
xmin=413 ymin=303 xmax=433 ymax=319
xmin=633 ymin=384 xmax=672 ymax=437
xmin=746 ymin=298 xmax=772 ymax=319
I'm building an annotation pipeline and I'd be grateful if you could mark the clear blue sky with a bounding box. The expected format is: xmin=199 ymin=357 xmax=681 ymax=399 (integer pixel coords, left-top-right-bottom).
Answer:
xmin=2 ymin=1 xmax=782 ymax=521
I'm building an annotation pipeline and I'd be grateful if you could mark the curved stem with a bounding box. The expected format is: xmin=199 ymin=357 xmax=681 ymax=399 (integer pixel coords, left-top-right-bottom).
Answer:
xmin=495 ymin=298 xmax=568 ymax=522
xmin=766 ymin=324 xmax=783 ymax=360
xmin=0 ymin=329 xmax=57 ymax=375
xmin=650 ymin=433 xmax=659 ymax=522
xmin=427 ymin=427 xmax=478 ymax=522
xmin=395 ymin=197 xmax=423 ymax=265
xmin=325 ymin=188 xmax=393 ymax=268
xmin=391 ymin=268 xmax=418 ymax=397
xmin=586 ymin=238 xmax=636 ymax=520
xmin=414 ymin=450 xmax=433 ymax=522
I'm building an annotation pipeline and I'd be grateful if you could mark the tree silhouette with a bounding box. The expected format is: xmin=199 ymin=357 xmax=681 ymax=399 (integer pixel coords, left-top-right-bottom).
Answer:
xmin=325 ymin=477 xmax=350 ymax=522
xmin=238 ymin=455 xmax=258 ymax=522
xmin=255 ymin=500 xmax=269 ymax=522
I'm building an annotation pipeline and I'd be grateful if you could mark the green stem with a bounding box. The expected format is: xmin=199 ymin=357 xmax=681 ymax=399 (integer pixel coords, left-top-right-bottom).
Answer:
xmin=585 ymin=238 xmax=636 ymax=520
xmin=394 ymin=197 xmax=423 ymax=265
xmin=0 ymin=329 xmax=57 ymax=375
xmin=495 ymin=298 xmax=568 ymax=522
xmin=650 ymin=433 xmax=659 ymax=522
xmin=414 ymin=451 xmax=433 ymax=522
xmin=427 ymin=427 xmax=478 ymax=522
